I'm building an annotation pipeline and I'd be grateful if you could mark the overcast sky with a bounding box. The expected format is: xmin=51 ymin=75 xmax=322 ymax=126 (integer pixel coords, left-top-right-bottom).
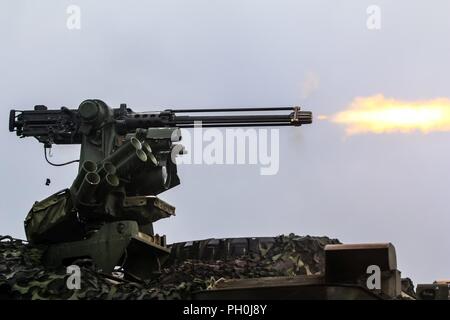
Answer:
xmin=1 ymin=0 xmax=450 ymax=285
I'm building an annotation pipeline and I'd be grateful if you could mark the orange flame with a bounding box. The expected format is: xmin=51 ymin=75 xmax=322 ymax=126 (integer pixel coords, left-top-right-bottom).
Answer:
xmin=327 ymin=95 xmax=450 ymax=135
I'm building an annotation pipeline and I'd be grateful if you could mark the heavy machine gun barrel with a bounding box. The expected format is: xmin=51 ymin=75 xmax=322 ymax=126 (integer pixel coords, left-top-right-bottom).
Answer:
xmin=9 ymin=103 xmax=312 ymax=146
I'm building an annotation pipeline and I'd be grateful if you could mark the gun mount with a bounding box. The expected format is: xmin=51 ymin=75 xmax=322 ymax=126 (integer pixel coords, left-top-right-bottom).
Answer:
xmin=9 ymin=99 xmax=312 ymax=279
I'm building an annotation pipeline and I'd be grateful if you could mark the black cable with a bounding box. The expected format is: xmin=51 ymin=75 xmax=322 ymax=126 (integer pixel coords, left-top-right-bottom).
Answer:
xmin=44 ymin=146 xmax=80 ymax=166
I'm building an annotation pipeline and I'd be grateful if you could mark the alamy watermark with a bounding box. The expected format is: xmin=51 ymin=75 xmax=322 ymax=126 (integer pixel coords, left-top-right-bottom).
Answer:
xmin=66 ymin=5 xmax=81 ymax=30
xmin=366 ymin=264 xmax=381 ymax=290
xmin=366 ymin=5 xmax=381 ymax=30
xmin=170 ymin=122 xmax=281 ymax=176
xmin=66 ymin=265 xmax=81 ymax=290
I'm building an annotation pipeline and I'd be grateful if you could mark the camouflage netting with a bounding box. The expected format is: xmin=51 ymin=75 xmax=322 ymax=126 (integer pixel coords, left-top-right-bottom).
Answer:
xmin=0 ymin=234 xmax=340 ymax=300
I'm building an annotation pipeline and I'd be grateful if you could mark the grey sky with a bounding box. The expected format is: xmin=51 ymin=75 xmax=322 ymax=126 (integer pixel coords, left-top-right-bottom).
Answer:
xmin=1 ymin=0 xmax=450 ymax=284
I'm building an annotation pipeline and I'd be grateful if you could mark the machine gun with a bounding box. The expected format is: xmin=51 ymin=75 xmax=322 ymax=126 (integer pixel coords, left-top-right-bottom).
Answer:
xmin=9 ymin=99 xmax=312 ymax=279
